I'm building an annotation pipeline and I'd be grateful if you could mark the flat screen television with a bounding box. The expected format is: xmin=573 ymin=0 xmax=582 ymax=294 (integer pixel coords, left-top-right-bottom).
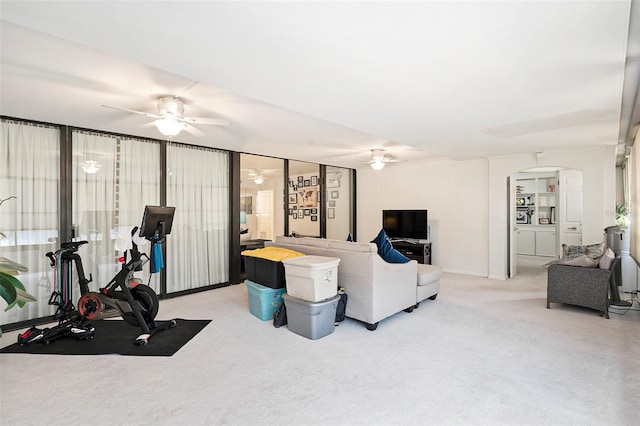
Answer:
xmin=382 ymin=209 xmax=428 ymax=241
xmin=140 ymin=205 xmax=175 ymax=238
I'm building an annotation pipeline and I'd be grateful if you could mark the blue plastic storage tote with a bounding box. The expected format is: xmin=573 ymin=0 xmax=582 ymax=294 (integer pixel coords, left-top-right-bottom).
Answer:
xmin=245 ymin=279 xmax=286 ymax=321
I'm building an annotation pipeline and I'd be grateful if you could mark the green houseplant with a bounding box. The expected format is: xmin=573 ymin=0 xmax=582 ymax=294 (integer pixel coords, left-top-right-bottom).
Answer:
xmin=615 ymin=204 xmax=630 ymax=231
xmin=0 ymin=196 xmax=37 ymax=312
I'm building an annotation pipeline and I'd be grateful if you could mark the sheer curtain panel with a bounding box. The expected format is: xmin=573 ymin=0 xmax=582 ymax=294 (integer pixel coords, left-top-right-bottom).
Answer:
xmin=167 ymin=145 xmax=229 ymax=292
xmin=72 ymin=131 xmax=160 ymax=294
xmin=1 ymin=120 xmax=60 ymax=325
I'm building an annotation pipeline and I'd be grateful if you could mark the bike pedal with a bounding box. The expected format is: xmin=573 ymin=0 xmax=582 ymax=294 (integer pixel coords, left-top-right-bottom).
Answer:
xmin=17 ymin=326 xmax=46 ymax=345
xmin=70 ymin=326 xmax=95 ymax=340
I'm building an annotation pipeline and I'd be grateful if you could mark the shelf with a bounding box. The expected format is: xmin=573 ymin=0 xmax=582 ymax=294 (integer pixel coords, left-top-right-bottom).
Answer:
xmin=515 ymin=173 xmax=559 ymax=257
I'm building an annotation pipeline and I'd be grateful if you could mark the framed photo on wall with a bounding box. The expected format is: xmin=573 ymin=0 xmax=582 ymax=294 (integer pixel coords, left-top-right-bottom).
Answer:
xmin=311 ymin=176 xmax=318 ymax=186
xmin=299 ymin=188 xmax=318 ymax=207
xmin=328 ymin=208 xmax=335 ymax=219
xmin=289 ymin=193 xmax=297 ymax=204
xmin=330 ymin=190 xmax=339 ymax=199
xmin=516 ymin=208 xmax=528 ymax=224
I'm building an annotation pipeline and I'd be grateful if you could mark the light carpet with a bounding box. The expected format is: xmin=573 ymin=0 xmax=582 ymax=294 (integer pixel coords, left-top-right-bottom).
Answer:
xmin=1 ymin=265 xmax=639 ymax=426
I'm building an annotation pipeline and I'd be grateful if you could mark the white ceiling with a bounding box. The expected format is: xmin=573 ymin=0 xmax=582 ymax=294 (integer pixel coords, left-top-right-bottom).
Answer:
xmin=1 ymin=1 xmax=639 ymax=169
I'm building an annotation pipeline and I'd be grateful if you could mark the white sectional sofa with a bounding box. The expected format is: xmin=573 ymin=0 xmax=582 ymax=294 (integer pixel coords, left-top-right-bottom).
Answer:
xmin=266 ymin=236 xmax=441 ymax=330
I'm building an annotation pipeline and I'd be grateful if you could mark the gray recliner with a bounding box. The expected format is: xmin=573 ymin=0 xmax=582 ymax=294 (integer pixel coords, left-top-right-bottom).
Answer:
xmin=546 ymin=256 xmax=621 ymax=319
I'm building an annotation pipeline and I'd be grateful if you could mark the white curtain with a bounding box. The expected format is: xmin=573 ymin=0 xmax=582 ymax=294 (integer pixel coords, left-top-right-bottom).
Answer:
xmin=167 ymin=145 xmax=229 ymax=292
xmin=72 ymin=131 xmax=118 ymax=291
xmin=72 ymin=131 xmax=160 ymax=293
xmin=1 ymin=120 xmax=60 ymax=325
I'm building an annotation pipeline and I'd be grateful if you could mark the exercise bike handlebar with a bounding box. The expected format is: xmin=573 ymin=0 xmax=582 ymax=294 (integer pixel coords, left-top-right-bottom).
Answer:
xmin=60 ymin=240 xmax=88 ymax=251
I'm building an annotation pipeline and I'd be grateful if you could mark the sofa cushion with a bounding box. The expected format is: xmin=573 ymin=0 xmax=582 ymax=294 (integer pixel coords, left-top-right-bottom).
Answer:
xmin=300 ymin=237 xmax=330 ymax=248
xmin=562 ymin=242 xmax=605 ymax=261
xmin=598 ymin=247 xmax=616 ymax=270
xmin=370 ymin=229 xmax=410 ymax=264
xmin=417 ymin=264 xmax=443 ymax=286
xmin=275 ymin=236 xmax=300 ymax=245
xmin=328 ymin=239 xmax=376 ymax=253
xmin=560 ymin=255 xmax=599 ymax=268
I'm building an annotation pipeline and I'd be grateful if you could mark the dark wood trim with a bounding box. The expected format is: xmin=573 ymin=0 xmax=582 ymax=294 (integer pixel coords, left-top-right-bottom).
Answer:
xmin=320 ymin=164 xmax=327 ymax=237
xmin=230 ymin=152 xmax=242 ymax=284
xmin=59 ymin=126 xmax=73 ymax=243
xmin=352 ymin=169 xmax=357 ymax=241
xmin=284 ymin=160 xmax=290 ymax=237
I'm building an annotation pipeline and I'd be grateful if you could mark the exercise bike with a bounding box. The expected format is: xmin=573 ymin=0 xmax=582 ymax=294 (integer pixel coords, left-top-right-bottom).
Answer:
xmin=19 ymin=206 xmax=176 ymax=346
xmin=75 ymin=226 xmax=174 ymax=345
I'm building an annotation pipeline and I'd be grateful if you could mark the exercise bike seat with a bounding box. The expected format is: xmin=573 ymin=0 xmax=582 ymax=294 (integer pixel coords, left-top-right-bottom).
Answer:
xmin=61 ymin=240 xmax=89 ymax=250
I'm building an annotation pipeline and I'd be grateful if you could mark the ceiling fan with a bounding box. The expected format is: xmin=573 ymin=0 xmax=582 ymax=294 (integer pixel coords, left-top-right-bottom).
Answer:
xmin=102 ymin=96 xmax=229 ymax=137
xmin=246 ymin=169 xmax=265 ymax=184
xmin=368 ymin=149 xmax=401 ymax=170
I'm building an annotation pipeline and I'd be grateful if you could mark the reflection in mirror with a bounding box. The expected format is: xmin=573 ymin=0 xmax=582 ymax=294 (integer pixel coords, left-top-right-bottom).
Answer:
xmin=240 ymin=154 xmax=285 ymax=243
xmin=288 ymin=160 xmax=320 ymax=237
xmin=325 ymin=166 xmax=353 ymax=240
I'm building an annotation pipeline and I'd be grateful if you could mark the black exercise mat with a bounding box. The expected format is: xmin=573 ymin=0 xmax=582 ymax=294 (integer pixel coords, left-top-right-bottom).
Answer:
xmin=0 ymin=318 xmax=211 ymax=357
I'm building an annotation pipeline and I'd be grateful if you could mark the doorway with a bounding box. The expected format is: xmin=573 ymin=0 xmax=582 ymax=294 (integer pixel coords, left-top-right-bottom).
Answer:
xmin=508 ymin=167 xmax=583 ymax=278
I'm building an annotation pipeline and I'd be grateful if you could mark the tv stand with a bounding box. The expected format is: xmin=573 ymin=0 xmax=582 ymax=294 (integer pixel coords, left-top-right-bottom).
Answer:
xmin=392 ymin=241 xmax=431 ymax=265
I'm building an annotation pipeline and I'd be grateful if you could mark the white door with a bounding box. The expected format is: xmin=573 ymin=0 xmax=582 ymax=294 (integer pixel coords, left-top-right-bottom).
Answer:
xmin=256 ymin=190 xmax=273 ymax=240
xmin=558 ymin=170 xmax=583 ymax=252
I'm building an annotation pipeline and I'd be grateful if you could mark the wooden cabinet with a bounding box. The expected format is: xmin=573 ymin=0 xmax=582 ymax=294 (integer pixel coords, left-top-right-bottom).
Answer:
xmin=393 ymin=241 xmax=431 ymax=264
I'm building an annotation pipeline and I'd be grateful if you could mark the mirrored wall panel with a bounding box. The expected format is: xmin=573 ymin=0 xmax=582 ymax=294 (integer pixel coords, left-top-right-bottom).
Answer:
xmin=288 ymin=160 xmax=321 ymax=237
xmin=325 ymin=166 xmax=354 ymax=240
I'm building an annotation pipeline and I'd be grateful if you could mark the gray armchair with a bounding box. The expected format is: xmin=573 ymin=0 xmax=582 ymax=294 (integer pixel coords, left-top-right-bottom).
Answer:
xmin=546 ymin=257 xmax=621 ymax=319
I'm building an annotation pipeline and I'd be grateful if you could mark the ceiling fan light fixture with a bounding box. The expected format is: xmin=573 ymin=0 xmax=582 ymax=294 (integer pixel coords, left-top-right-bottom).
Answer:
xmin=247 ymin=169 xmax=264 ymax=184
xmin=371 ymin=158 xmax=385 ymax=170
xmin=154 ymin=115 xmax=186 ymax=136
xmin=81 ymin=160 xmax=101 ymax=174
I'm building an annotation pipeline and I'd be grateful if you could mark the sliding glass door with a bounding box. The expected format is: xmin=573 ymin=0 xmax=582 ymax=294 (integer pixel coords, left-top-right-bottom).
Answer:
xmin=72 ymin=131 xmax=161 ymax=293
xmin=1 ymin=120 xmax=60 ymax=325
xmin=166 ymin=144 xmax=229 ymax=292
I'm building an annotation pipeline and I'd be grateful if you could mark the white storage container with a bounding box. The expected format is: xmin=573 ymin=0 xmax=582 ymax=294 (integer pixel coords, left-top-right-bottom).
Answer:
xmin=282 ymin=255 xmax=340 ymax=302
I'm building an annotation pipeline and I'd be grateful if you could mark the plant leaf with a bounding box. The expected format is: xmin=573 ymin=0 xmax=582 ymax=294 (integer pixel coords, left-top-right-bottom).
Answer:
xmin=0 ymin=272 xmax=18 ymax=309
xmin=0 ymin=256 xmax=29 ymax=272
xmin=0 ymin=271 xmax=36 ymax=311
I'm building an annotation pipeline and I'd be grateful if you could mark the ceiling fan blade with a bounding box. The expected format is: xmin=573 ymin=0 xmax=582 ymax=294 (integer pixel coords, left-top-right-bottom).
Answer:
xmin=102 ymin=104 xmax=161 ymax=119
xmin=183 ymin=123 xmax=205 ymax=137
xmin=181 ymin=116 xmax=230 ymax=126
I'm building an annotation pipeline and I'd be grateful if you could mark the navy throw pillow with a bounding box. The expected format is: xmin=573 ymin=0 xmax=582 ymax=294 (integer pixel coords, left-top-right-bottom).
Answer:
xmin=370 ymin=229 xmax=410 ymax=264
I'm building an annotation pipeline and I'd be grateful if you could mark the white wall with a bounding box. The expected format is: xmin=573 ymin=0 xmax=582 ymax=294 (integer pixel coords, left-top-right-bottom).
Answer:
xmin=357 ymin=146 xmax=617 ymax=280
xmin=357 ymin=158 xmax=489 ymax=276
